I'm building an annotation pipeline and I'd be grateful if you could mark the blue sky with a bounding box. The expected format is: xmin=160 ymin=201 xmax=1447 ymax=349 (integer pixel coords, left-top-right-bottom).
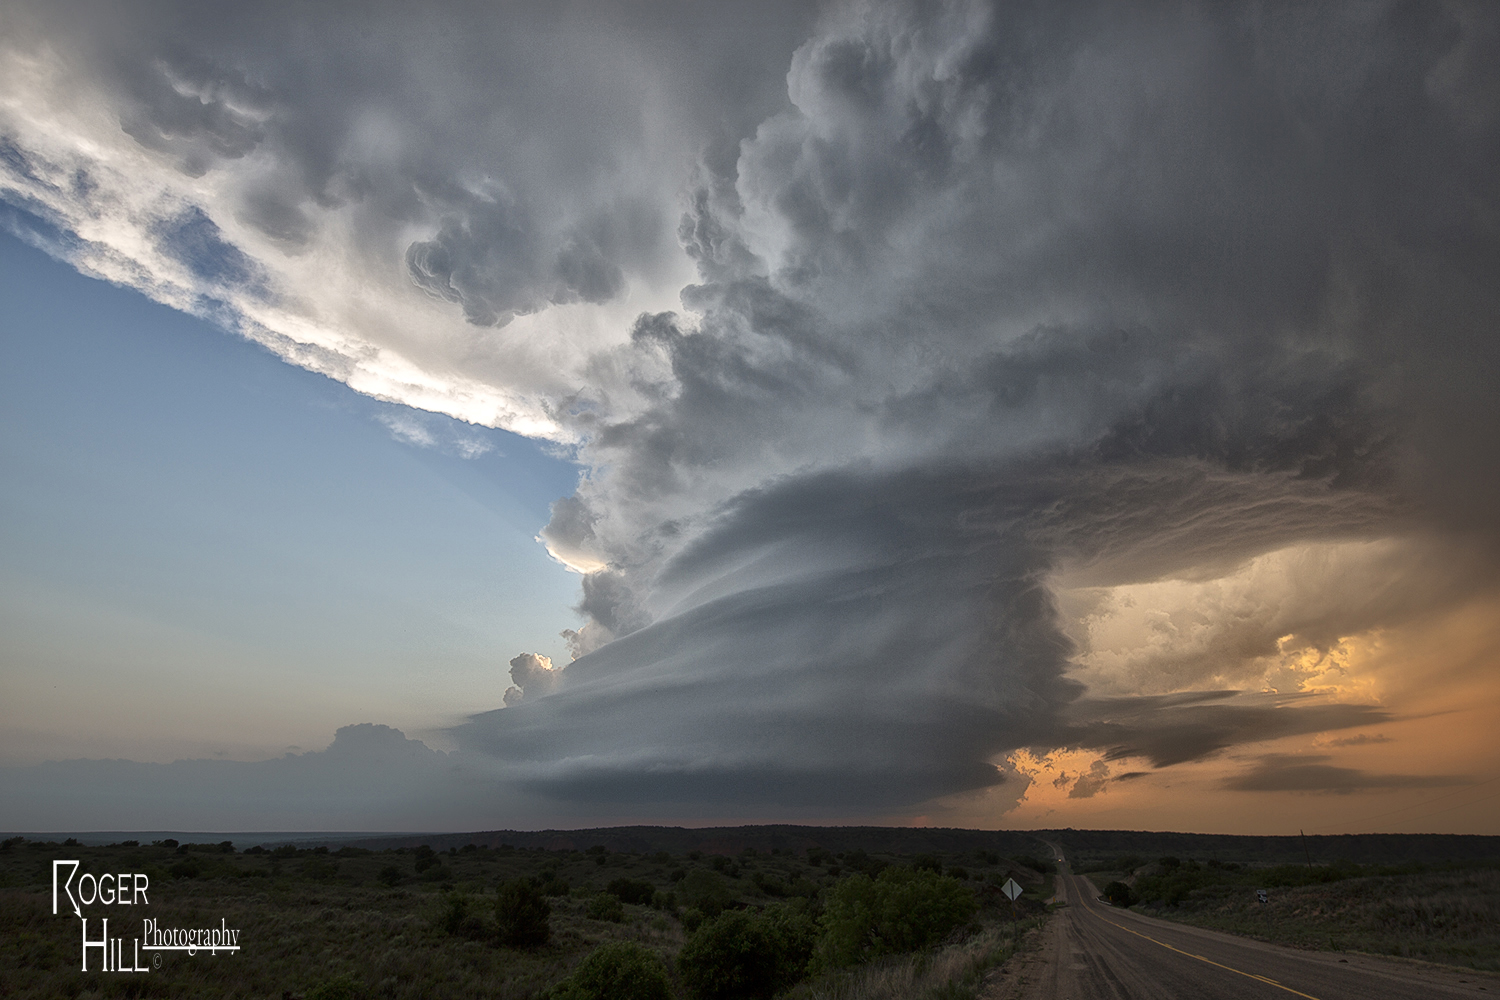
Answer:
xmin=0 ymin=229 xmax=583 ymax=766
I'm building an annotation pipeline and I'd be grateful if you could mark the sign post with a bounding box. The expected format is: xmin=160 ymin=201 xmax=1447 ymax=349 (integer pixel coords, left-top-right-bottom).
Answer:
xmin=1002 ymin=878 xmax=1024 ymax=947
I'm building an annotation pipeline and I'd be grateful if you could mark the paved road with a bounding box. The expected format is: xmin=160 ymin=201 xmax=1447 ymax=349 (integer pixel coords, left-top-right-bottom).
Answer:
xmin=985 ymin=853 xmax=1498 ymax=1000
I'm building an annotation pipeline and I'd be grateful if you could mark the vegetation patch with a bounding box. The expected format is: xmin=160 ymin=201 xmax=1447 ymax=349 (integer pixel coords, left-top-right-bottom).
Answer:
xmin=1085 ymin=857 xmax=1500 ymax=970
xmin=0 ymin=833 xmax=1053 ymax=998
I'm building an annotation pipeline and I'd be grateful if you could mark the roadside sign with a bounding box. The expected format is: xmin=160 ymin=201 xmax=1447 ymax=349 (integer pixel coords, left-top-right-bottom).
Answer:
xmin=1256 ymin=889 xmax=1268 ymax=904
xmin=1002 ymin=878 xmax=1024 ymax=901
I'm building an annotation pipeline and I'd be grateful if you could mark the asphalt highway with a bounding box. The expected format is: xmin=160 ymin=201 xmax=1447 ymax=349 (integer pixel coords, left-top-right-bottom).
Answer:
xmin=985 ymin=853 xmax=1497 ymax=1000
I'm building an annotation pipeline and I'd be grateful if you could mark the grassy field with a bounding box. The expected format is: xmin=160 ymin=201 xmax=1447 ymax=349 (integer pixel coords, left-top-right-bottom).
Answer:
xmin=1082 ymin=860 xmax=1500 ymax=971
xmin=0 ymin=834 xmax=1053 ymax=999
xmin=783 ymin=916 xmax=1047 ymax=1000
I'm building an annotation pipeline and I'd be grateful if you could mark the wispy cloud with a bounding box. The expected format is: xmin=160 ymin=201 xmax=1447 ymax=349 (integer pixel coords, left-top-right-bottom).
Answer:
xmin=375 ymin=409 xmax=494 ymax=459
xmin=1318 ymin=733 xmax=1394 ymax=748
xmin=1223 ymin=754 xmax=1472 ymax=795
xmin=376 ymin=412 xmax=438 ymax=450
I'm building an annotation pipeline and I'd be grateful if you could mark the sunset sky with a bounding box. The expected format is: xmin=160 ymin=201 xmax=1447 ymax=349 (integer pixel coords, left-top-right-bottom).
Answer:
xmin=2 ymin=0 xmax=1498 ymax=836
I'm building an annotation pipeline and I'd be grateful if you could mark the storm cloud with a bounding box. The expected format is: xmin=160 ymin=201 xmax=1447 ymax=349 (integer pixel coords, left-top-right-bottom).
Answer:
xmin=3 ymin=0 xmax=1497 ymax=822
xmin=1222 ymin=754 xmax=1472 ymax=795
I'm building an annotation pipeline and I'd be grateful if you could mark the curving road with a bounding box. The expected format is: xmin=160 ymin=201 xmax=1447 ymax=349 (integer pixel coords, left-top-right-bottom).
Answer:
xmin=985 ymin=852 xmax=1498 ymax=1000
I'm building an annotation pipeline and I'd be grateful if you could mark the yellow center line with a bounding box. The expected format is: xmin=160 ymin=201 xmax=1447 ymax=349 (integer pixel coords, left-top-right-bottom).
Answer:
xmin=1094 ymin=911 xmax=1324 ymax=1000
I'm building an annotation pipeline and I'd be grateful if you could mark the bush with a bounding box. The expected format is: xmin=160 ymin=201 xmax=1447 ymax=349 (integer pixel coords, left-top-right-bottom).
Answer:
xmin=496 ymin=879 xmax=551 ymax=948
xmin=678 ymin=906 xmax=817 ymax=1000
xmin=1103 ymin=881 xmax=1134 ymax=907
xmin=168 ymin=859 xmax=202 ymax=880
xmin=1013 ymin=855 xmax=1057 ymax=875
xmin=588 ymin=892 xmax=625 ymax=922
xmin=841 ymin=849 xmax=887 ymax=878
xmin=377 ymin=864 xmax=403 ymax=887
xmin=608 ymin=878 xmax=657 ymax=905
xmin=911 ymin=854 xmax=943 ymax=874
xmin=553 ymin=941 xmax=673 ymax=1000
xmin=752 ymin=871 xmax=786 ymax=896
xmin=816 ymin=868 xmax=976 ymax=968
xmin=440 ymin=893 xmax=469 ymax=934
xmin=678 ymin=869 xmax=736 ymax=918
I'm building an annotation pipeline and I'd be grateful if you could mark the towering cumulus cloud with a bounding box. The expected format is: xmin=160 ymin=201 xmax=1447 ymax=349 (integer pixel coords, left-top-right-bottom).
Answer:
xmin=3 ymin=0 xmax=1496 ymax=820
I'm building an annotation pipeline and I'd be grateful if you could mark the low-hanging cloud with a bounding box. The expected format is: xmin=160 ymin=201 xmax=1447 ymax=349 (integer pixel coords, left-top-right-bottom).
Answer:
xmin=1222 ymin=754 xmax=1472 ymax=795
xmin=504 ymin=652 xmax=562 ymax=706
xmin=3 ymin=0 xmax=1498 ymax=823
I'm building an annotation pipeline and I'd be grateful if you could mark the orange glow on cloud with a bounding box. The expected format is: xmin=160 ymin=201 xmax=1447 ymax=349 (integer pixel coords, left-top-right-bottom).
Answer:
xmin=929 ymin=554 xmax=1500 ymax=835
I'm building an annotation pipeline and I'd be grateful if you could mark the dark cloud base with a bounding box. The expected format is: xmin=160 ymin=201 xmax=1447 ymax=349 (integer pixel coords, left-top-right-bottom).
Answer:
xmin=1223 ymin=754 xmax=1473 ymax=795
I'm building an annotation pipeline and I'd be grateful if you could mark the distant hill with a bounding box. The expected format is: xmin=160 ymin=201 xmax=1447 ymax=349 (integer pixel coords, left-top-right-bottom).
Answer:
xmin=341 ymin=824 xmax=1050 ymax=857
xmin=1042 ymin=829 xmax=1500 ymax=865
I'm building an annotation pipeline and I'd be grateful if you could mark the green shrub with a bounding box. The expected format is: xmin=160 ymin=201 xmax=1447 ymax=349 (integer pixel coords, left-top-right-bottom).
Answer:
xmin=1013 ymin=855 xmax=1057 ymax=875
xmin=553 ymin=941 xmax=672 ymax=1000
xmin=168 ymin=859 xmax=202 ymax=879
xmin=678 ymin=906 xmax=817 ymax=1000
xmin=752 ymin=871 xmax=786 ymax=896
xmin=377 ymin=864 xmax=403 ymax=887
xmin=1103 ymin=881 xmax=1134 ymax=907
xmin=440 ymin=893 xmax=469 ymax=934
xmin=816 ymin=868 xmax=976 ymax=968
xmin=497 ymin=879 xmax=551 ymax=947
xmin=608 ymin=878 xmax=656 ymax=905
xmin=841 ymin=849 xmax=887 ymax=878
xmin=588 ymin=892 xmax=625 ymax=922
xmin=678 ymin=869 xmax=736 ymax=917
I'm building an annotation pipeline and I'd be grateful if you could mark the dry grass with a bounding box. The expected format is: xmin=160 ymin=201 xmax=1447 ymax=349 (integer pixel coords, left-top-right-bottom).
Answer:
xmin=1089 ymin=867 xmax=1500 ymax=971
xmin=787 ymin=918 xmax=1045 ymax=1000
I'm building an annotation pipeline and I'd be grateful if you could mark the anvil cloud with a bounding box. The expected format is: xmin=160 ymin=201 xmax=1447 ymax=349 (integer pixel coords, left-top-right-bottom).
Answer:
xmin=2 ymin=0 xmax=1497 ymax=828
